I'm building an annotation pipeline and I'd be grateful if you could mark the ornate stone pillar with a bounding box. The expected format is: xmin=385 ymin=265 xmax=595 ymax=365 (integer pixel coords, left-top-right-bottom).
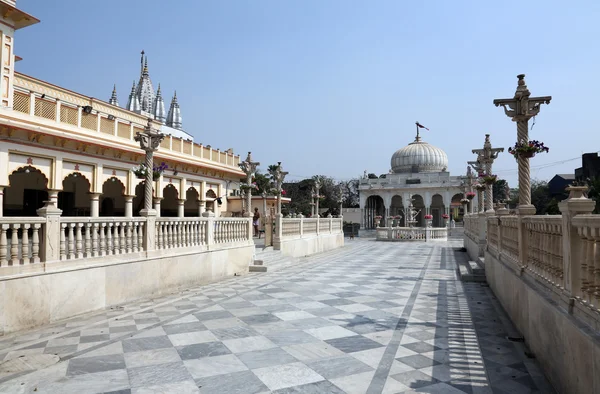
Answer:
xmin=0 ymin=186 xmax=4 ymax=217
xmin=48 ymin=189 xmax=60 ymax=208
xmin=124 ymin=195 xmax=134 ymax=217
xmin=177 ymin=199 xmax=185 ymax=217
xmin=89 ymin=192 xmax=101 ymax=217
xmin=270 ymin=162 xmax=288 ymax=215
xmin=239 ymin=152 xmax=260 ymax=217
xmin=134 ymin=119 xmax=164 ymax=215
xmin=494 ymin=74 xmax=551 ymax=215
xmin=472 ymin=134 xmax=504 ymax=214
xmin=198 ymin=200 xmax=205 ymax=216
xmin=313 ymin=178 xmax=322 ymax=217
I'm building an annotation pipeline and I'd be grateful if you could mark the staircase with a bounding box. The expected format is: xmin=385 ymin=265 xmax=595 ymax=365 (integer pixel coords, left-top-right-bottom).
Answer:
xmin=249 ymin=245 xmax=294 ymax=273
xmin=457 ymin=255 xmax=486 ymax=282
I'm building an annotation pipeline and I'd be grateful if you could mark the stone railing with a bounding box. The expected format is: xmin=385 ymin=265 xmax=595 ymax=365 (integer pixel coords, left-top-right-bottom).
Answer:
xmin=464 ymin=214 xmax=479 ymax=242
xmin=570 ymin=214 xmax=600 ymax=313
xmin=273 ymin=215 xmax=344 ymax=257
xmin=60 ymin=217 xmax=146 ymax=259
xmin=276 ymin=216 xmax=343 ymax=240
xmin=0 ymin=217 xmax=46 ymax=266
xmin=0 ymin=211 xmax=252 ymax=277
xmin=376 ymin=226 xmax=447 ymax=242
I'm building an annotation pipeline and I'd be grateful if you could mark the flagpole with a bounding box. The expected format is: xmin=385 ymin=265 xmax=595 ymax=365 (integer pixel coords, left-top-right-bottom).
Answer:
xmin=415 ymin=122 xmax=419 ymax=140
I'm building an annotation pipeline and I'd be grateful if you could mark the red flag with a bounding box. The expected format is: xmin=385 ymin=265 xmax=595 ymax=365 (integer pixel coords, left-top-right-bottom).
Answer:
xmin=416 ymin=122 xmax=429 ymax=131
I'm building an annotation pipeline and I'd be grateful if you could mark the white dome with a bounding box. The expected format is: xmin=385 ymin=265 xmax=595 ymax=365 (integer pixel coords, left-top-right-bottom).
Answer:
xmin=390 ymin=137 xmax=448 ymax=174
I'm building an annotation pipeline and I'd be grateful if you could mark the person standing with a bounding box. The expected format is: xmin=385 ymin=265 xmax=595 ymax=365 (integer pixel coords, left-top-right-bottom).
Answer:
xmin=253 ymin=208 xmax=260 ymax=237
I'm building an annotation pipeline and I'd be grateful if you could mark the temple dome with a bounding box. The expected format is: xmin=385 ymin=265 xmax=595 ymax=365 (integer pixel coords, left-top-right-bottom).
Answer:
xmin=390 ymin=136 xmax=448 ymax=174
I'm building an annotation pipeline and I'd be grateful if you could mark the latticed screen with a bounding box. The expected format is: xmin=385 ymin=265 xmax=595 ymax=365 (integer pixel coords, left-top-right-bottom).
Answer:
xmin=183 ymin=141 xmax=192 ymax=155
xmin=172 ymin=138 xmax=181 ymax=152
xmin=100 ymin=117 xmax=113 ymax=135
xmin=34 ymin=98 xmax=56 ymax=120
xmin=117 ymin=122 xmax=130 ymax=139
xmin=60 ymin=105 xmax=77 ymax=125
xmin=81 ymin=113 xmax=97 ymax=130
xmin=13 ymin=91 xmax=29 ymax=113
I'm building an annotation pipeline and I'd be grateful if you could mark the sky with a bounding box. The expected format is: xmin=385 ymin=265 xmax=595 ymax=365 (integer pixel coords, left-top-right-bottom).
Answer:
xmin=14 ymin=0 xmax=600 ymax=187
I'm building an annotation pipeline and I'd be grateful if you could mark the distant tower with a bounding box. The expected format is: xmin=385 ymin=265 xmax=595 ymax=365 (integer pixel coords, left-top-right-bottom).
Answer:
xmin=152 ymin=84 xmax=166 ymax=123
xmin=109 ymin=84 xmax=119 ymax=106
xmin=166 ymin=91 xmax=183 ymax=130
xmin=126 ymin=81 xmax=140 ymax=112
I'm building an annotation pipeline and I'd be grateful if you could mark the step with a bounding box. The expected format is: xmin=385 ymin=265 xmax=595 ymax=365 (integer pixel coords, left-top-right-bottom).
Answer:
xmin=249 ymin=265 xmax=267 ymax=273
xmin=457 ymin=262 xmax=486 ymax=283
xmin=253 ymin=260 xmax=264 ymax=266
xmin=468 ymin=261 xmax=485 ymax=275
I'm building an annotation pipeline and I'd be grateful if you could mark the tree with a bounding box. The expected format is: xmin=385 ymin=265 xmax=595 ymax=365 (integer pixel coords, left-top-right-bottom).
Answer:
xmin=492 ymin=179 xmax=509 ymax=203
xmin=530 ymin=179 xmax=554 ymax=214
xmin=250 ymin=172 xmax=272 ymax=196
xmin=368 ymin=173 xmax=378 ymax=179
xmin=340 ymin=179 xmax=360 ymax=208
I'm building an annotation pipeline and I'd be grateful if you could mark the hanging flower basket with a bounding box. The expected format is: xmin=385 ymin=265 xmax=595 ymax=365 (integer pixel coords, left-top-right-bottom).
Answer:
xmin=442 ymin=214 xmax=450 ymax=219
xmin=281 ymin=190 xmax=287 ymax=196
xmin=508 ymin=140 xmax=549 ymax=160
xmin=466 ymin=192 xmax=476 ymax=200
xmin=133 ymin=162 xmax=168 ymax=181
xmin=474 ymin=184 xmax=486 ymax=192
xmin=481 ymin=174 xmax=497 ymax=185
xmin=460 ymin=198 xmax=470 ymax=204
xmin=374 ymin=215 xmax=382 ymax=220
xmin=424 ymin=214 xmax=433 ymax=220
xmin=393 ymin=215 xmax=402 ymax=219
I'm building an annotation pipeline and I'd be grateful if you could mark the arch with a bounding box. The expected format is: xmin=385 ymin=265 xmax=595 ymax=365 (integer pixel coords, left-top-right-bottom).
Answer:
xmin=100 ymin=177 xmax=125 ymax=216
xmin=59 ymin=173 xmax=91 ymax=216
xmin=390 ymin=195 xmax=404 ymax=226
xmin=162 ymin=184 xmax=179 ymax=217
xmin=451 ymin=193 xmax=464 ymax=221
xmin=5 ymin=166 xmax=49 ymax=216
xmin=364 ymin=195 xmax=385 ymax=229
xmin=410 ymin=194 xmax=425 ymax=227
xmin=205 ymin=189 xmax=217 ymax=213
xmin=185 ymin=188 xmax=200 ymax=217
xmin=431 ymin=193 xmax=446 ymax=228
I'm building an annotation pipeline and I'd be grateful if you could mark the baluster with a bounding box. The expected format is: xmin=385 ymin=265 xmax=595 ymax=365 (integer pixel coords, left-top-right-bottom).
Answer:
xmin=126 ymin=221 xmax=133 ymax=253
xmin=92 ymin=222 xmax=99 ymax=257
xmin=182 ymin=222 xmax=188 ymax=247
xmin=75 ymin=223 xmax=84 ymax=259
xmin=161 ymin=222 xmax=166 ymax=248
xmin=84 ymin=223 xmax=92 ymax=257
xmin=31 ymin=223 xmax=40 ymax=263
xmin=578 ymin=228 xmax=588 ymax=300
xmin=120 ymin=222 xmax=127 ymax=254
xmin=67 ymin=223 xmax=75 ymax=260
xmin=60 ymin=223 xmax=67 ymax=260
xmin=0 ymin=224 xmax=7 ymax=266
xmin=138 ymin=223 xmax=144 ymax=251
xmin=156 ymin=222 xmax=162 ymax=249
xmin=132 ymin=222 xmax=139 ymax=252
xmin=20 ymin=223 xmax=30 ymax=264
xmin=111 ymin=223 xmax=118 ymax=254
xmin=100 ymin=223 xmax=107 ymax=256
xmin=190 ymin=222 xmax=195 ymax=246
xmin=199 ymin=222 xmax=205 ymax=245
xmin=106 ymin=222 xmax=113 ymax=256
xmin=594 ymin=232 xmax=600 ymax=309
xmin=164 ymin=222 xmax=170 ymax=248
xmin=10 ymin=223 xmax=19 ymax=265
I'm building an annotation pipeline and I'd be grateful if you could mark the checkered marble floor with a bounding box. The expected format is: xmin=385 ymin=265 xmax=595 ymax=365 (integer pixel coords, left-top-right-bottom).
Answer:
xmin=0 ymin=239 xmax=553 ymax=393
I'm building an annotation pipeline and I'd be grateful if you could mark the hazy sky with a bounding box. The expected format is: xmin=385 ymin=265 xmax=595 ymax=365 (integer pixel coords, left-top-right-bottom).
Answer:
xmin=15 ymin=0 xmax=600 ymax=186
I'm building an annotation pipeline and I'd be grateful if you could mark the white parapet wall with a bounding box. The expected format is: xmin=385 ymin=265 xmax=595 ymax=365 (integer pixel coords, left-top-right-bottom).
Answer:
xmin=375 ymin=227 xmax=448 ymax=242
xmin=482 ymin=198 xmax=600 ymax=394
xmin=274 ymin=216 xmax=344 ymax=258
xmin=0 ymin=215 xmax=254 ymax=335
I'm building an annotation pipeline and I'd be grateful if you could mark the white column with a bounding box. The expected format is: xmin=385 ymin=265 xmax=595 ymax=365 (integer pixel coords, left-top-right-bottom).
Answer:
xmin=124 ymin=195 xmax=134 ymax=218
xmin=90 ymin=192 xmax=101 ymax=217
xmin=0 ymin=186 xmax=4 ymax=217
xmin=198 ymin=200 xmax=205 ymax=216
xmin=153 ymin=197 xmax=162 ymax=217
xmin=177 ymin=199 xmax=185 ymax=218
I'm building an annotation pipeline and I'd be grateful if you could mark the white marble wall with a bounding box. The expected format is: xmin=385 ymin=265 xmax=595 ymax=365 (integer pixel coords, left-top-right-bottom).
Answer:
xmin=0 ymin=244 xmax=254 ymax=335
xmin=276 ymin=233 xmax=344 ymax=258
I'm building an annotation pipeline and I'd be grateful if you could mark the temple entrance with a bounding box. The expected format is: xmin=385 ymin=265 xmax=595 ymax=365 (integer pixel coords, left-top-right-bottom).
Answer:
xmin=58 ymin=174 xmax=91 ymax=216
xmin=431 ymin=194 xmax=446 ymax=227
xmin=184 ymin=188 xmax=200 ymax=216
xmin=100 ymin=178 xmax=125 ymax=216
xmin=205 ymin=189 xmax=217 ymax=213
xmin=4 ymin=167 xmax=48 ymax=216
xmin=162 ymin=185 xmax=178 ymax=217
xmin=411 ymin=194 xmax=425 ymax=227
xmin=364 ymin=195 xmax=385 ymax=229
xmin=390 ymin=195 xmax=404 ymax=226
xmin=451 ymin=193 xmax=464 ymax=221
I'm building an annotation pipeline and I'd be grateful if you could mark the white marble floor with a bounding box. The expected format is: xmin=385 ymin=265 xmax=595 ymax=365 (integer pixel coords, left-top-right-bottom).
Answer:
xmin=0 ymin=239 xmax=553 ymax=393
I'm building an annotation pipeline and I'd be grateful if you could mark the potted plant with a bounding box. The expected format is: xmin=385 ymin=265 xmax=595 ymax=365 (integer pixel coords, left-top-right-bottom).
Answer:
xmin=508 ymin=140 xmax=549 ymax=159
xmin=460 ymin=198 xmax=470 ymax=205
xmin=481 ymin=174 xmax=497 ymax=185
xmin=474 ymin=184 xmax=486 ymax=192
xmin=442 ymin=213 xmax=449 ymax=220
xmin=466 ymin=192 xmax=476 ymax=200
xmin=424 ymin=214 xmax=433 ymax=220
xmin=374 ymin=215 xmax=382 ymax=227
xmin=132 ymin=164 xmax=148 ymax=179
xmin=133 ymin=162 xmax=168 ymax=181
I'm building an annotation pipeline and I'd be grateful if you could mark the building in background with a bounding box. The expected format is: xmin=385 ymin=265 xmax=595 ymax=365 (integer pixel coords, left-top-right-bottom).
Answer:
xmin=575 ymin=152 xmax=600 ymax=182
xmin=548 ymin=174 xmax=575 ymax=197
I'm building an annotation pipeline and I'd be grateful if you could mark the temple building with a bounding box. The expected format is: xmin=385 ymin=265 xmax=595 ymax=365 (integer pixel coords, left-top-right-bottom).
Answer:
xmin=359 ymin=130 xmax=467 ymax=229
xmin=0 ymin=2 xmax=245 ymax=219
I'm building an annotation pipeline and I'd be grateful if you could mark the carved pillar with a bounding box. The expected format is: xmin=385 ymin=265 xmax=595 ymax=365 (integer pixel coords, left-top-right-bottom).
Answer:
xmin=0 ymin=186 xmax=4 ymax=217
xmin=198 ymin=200 xmax=205 ymax=217
xmin=177 ymin=199 xmax=185 ymax=218
xmin=124 ymin=195 xmax=134 ymax=218
xmin=153 ymin=197 xmax=162 ymax=217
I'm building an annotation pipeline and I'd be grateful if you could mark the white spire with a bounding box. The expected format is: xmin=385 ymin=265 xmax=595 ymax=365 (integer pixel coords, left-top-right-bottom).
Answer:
xmin=135 ymin=52 xmax=155 ymax=113
xmin=126 ymin=81 xmax=140 ymax=112
xmin=152 ymin=84 xmax=166 ymax=123
xmin=109 ymin=84 xmax=119 ymax=107
xmin=166 ymin=91 xmax=182 ymax=130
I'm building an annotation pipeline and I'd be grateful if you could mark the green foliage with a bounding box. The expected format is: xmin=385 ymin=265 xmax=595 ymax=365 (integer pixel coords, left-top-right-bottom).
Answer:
xmin=367 ymin=173 xmax=378 ymax=179
xmin=587 ymin=177 xmax=600 ymax=214
xmin=251 ymin=172 xmax=271 ymax=196
xmin=492 ymin=179 xmax=509 ymax=203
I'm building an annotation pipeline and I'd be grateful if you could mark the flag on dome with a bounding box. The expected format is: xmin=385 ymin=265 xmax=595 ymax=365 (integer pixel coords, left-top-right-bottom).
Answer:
xmin=415 ymin=122 xmax=429 ymax=131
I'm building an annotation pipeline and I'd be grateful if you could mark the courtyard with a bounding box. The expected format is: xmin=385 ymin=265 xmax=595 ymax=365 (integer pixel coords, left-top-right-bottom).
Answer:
xmin=0 ymin=239 xmax=552 ymax=394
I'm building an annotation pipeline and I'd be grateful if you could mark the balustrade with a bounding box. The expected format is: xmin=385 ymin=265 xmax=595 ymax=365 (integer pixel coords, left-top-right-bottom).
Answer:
xmin=155 ymin=218 xmax=208 ymax=249
xmin=282 ymin=220 xmax=301 ymax=237
xmin=277 ymin=217 xmax=343 ymax=240
xmin=498 ymin=216 xmax=519 ymax=265
xmin=214 ymin=218 xmax=251 ymax=244
xmin=0 ymin=218 xmax=45 ymax=266
xmin=523 ymin=216 xmax=563 ymax=287
xmin=487 ymin=217 xmax=499 ymax=252
xmin=60 ymin=218 xmax=145 ymax=259
xmin=303 ymin=219 xmax=318 ymax=235
xmin=572 ymin=215 xmax=600 ymax=313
